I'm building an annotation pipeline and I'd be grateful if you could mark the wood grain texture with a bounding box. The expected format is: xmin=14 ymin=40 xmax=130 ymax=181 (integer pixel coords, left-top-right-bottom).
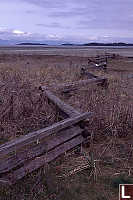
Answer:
xmin=45 ymin=90 xmax=81 ymax=117
xmin=5 ymin=135 xmax=85 ymax=184
xmin=0 ymin=112 xmax=89 ymax=157
xmin=0 ymin=126 xmax=82 ymax=173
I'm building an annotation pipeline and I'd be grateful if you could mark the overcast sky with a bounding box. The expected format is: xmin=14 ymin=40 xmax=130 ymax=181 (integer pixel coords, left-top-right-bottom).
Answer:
xmin=0 ymin=0 xmax=133 ymax=43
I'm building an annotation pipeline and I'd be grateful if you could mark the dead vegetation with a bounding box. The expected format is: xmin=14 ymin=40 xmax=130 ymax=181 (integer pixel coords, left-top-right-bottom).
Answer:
xmin=0 ymin=54 xmax=88 ymax=144
xmin=0 ymin=52 xmax=133 ymax=200
xmin=58 ymin=78 xmax=133 ymax=140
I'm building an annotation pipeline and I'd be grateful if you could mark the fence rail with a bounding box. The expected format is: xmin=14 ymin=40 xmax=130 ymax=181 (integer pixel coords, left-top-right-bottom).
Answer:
xmin=0 ymin=74 xmax=107 ymax=185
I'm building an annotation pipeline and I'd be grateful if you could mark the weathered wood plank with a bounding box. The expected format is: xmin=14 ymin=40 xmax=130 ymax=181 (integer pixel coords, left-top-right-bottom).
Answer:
xmin=4 ymin=135 xmax=85 ymax=184
xmin=0 ymin=112 xmax=90 ymax=158
xmin=44 ymin=90 xmax=91 ymax=137
xmin=44 ymin=90 xmax=81 ymax=117
xmin=0 ymin=126 xmax=82 ymax=174
xmin=40 ymin=77 xmax=106 ymax=92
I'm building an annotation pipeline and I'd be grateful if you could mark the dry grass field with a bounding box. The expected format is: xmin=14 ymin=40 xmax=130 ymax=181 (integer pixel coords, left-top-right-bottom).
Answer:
xmin=0 ymin=54 xmax=87 ymax=143
xmin=0 ymin=50 xmax=133 ymax=200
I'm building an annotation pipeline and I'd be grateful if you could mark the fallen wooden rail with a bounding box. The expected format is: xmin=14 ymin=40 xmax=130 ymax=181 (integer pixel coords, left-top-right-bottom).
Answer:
xmin=40 ymin=77 xmax=106 ymax=91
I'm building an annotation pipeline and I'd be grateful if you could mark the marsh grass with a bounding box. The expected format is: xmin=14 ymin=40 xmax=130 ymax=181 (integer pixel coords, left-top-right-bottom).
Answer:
xmin=0 ymin=54 xmax=133 ymax=199
xmin=0 ymin=55 xmax=83 ymax=142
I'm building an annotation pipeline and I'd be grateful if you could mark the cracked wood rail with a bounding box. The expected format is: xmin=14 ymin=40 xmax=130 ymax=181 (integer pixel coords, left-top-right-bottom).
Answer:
xmin=0 ymin=126 xmax=82 ymax=174
xmin=1 ymin=135 xmax=85 ymax=185
xmin=0 ymin=112 xmax=90 ymax=175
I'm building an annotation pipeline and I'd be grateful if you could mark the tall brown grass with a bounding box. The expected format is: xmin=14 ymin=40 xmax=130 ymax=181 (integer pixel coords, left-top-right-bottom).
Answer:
xmin=0 ymin=54 xmax=133 ymax=200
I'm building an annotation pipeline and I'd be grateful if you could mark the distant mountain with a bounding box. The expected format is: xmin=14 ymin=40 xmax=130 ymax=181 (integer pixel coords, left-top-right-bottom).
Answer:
xmin=83 ymin=42 xmax=133 ymax=46
xmin=1 ymin=39 xmax=133 ymax=47
xmin=0 ymin=38 xmax=67 ymax=46
xmin=62 ymin=43 xmax=74 ymax=46
xmin=16 ymin=40 xmax=70 ymax=46
xmin=17 ymin=42 xmax=47 ymax=45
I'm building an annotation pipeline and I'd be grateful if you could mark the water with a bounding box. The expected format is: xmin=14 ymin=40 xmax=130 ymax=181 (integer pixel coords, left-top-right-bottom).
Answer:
xmin=0 ymin=45 xmax=133 ymax=57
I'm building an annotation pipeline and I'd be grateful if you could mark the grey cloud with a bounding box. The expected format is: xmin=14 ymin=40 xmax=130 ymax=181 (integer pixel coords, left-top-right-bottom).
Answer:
xmin=0 ymin=0 xmax=133 ymax=43
xmin=20 ymin=0 xmax=67 ymax=9
xmin=25 ymin=10 xmax=36 ymax=14
xmin=77 ymin=17 xmax=133 ymax=30
xmin=0 ymin=28 xmax=64 ymax=42
xmin=0 ymin=28 xmax=30 ymax=40
xmin=49 ymin=8 xmax=90 ymax=18
xmin=36 ymin=22 xmax=71 ymax=29
xmin=37 ymin=22 xmax=62 ymax=28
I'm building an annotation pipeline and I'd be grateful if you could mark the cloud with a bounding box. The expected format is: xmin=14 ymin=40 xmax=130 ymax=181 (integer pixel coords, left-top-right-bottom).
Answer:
xmin=37 ymin=22 xmax=62 ymax=28
xmin=36 ymin=22 xmax=70 ymax=29
xmin=12 ymin=30 xmax=31 ymax=36
xmin=48 ymin=9 xmax=89 ymax=18
xmin=77 ymin=18 xmax=133 ymax=30
xmin=0 ymin=27 xmax=133 ymax=44
xmin=0 ymin=0 xmax=133 ymax=43
xmin=19 ymin=0 xmax=67 ymax=9
xmin=0 ymin=28 xmax=32 ymax=40
xmin=0 ymin=27 xmax=64 ymax=42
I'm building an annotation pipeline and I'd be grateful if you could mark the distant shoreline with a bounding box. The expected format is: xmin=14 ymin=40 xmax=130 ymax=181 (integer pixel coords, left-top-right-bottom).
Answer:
xmin=1 ymin=42 xmax=133 ymax=47
xmin=62 ymin=43 xmax=133 ymax=47
xmin=17 ymin=43 xmax=47 ymax=46
xmin=83 ymin=43 xmax=133 ymax=46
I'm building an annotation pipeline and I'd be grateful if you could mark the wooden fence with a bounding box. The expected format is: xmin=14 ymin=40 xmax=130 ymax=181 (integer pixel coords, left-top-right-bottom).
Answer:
xmin=88 ymin=53 xmax=116 ymax=64
xmin=0 ymin=76 xmax=107 ymax=185
xmin=87 ymin=53 xmax=117 ymax=70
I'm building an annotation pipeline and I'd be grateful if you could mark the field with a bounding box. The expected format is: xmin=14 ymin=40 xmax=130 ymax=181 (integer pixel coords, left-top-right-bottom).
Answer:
xmin=0 ymin=46 xmax=133 ymax=200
